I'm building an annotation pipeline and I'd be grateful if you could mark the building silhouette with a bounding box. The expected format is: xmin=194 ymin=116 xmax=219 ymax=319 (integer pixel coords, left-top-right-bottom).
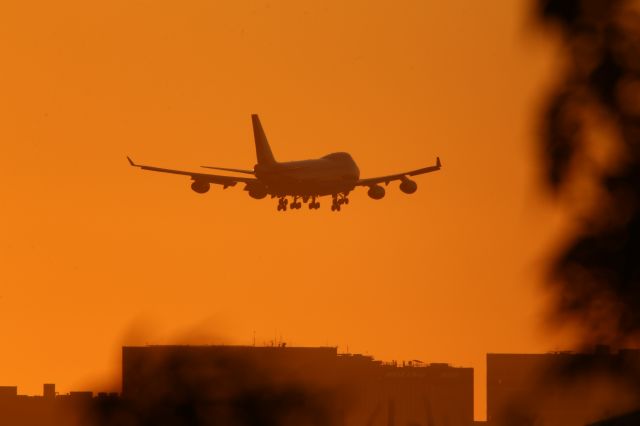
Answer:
xmin=5 ymin=346 xmax=640 ymax=425
xmin=6 ymin=345 xmax=640 ymax=425
xmin=487 ymin=348 xmax=640 ymax=426
xmin=0 ymin=383 xmax=104 ymax=426
xmin=122 ymin=345 xmax=474 ymax=426
xmin=0 ymin=345 xmax=474 ymax=426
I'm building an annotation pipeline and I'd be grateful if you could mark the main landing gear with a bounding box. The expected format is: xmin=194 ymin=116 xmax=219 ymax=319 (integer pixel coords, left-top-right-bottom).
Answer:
xmin=289 ymin=196 xmax=303 ymax=210
xmin=277 ymin=197 xmax=288 ymax=211
xmin=308 ymin=196 xmax=320 ymax=210
xmin=330 ymin=193 xmax=349 ymax=212
xmin=276 ymin=196 xmax=321 ymax=211
xmin=276 ymin=193 xmax=348 ymax=212
xmin=277 ymin=197 xmax=303 ymax=211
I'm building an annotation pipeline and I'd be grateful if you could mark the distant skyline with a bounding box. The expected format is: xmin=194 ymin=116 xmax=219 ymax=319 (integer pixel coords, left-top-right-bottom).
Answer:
xmin=0 ymin=0 xmax=567 ymax=421
xmin=4 ymin=344 xmax=636 ymax=426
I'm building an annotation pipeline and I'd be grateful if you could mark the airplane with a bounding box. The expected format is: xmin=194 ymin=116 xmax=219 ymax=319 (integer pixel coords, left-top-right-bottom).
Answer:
xmin=127 ymin=114 xmax=442 ymax=212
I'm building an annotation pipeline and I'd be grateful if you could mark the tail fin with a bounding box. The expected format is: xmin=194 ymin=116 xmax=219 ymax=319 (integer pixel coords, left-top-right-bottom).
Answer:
xmin=252 ymin=114 xmax=277 ymax=165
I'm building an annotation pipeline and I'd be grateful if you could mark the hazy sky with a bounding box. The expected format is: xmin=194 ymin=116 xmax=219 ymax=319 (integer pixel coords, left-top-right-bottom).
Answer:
xmin=0 ymin=0 xmax=567 ymax=419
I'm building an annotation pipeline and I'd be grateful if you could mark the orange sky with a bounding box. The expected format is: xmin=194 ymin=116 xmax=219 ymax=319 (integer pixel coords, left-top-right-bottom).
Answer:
xmin=0 ymin=0 xmax=568 ymax=420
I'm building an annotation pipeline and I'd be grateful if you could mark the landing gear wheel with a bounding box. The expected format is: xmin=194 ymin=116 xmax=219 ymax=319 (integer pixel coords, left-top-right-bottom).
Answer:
xmin=277 ymin=197 xmax=289 ymax=211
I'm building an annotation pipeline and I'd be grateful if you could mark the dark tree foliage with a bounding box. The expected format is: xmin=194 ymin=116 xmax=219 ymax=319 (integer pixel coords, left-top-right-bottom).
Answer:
xmin=537 ymin=0 xmax=640 ymax=348
xmin=491 ymin=4 xmax=640 ymax=423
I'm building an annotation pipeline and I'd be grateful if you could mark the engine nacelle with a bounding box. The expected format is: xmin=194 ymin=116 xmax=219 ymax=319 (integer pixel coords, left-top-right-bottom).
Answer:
xmin=368 ymin=185 xmax=386 ymax=200
xmin=191 ymin=180 xmax=210 ymax=194
xmin=400 ymin=178 xmax=418 ymax=194
xmin=245 ymin=182 xmax=268 ymax=199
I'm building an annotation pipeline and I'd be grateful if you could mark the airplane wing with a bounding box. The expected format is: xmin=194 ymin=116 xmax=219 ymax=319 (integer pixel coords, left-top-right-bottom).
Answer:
xmin=357 ymin=157 xmax=442 ymax=186
xmin=127 ymin=157 xmax=258 ymax=187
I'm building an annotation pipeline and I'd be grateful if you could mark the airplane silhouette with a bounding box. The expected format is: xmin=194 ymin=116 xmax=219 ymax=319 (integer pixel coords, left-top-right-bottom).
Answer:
xmin=127 ymin=114 xmax=441 ymax=211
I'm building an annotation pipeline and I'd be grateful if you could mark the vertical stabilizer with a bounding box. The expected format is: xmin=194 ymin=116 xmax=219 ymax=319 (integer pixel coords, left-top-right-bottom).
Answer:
xmin=252 ymin=114 xmax=277 ymax=165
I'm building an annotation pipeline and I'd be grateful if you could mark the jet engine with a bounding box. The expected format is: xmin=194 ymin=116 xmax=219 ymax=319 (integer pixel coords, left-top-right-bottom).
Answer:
xmin=367 ymin=185 xmax=386 ymax=200
xmin=399 ymin=178 xmax=418 ymax=194
xmin=245 ymin=182 xmax=268 ymax=199
xmin=191 ymin=180 xmax=211 ymax=194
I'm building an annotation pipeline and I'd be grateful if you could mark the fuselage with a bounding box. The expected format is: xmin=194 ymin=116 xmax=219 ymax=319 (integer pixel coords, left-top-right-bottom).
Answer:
xmin=254 ymin=152 xmax=360 ymax=197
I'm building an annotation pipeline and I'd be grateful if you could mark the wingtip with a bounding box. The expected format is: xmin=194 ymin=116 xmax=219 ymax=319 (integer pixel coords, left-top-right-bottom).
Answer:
xmin=127 ymin=156 xmax=136 ymax=166
xmin=436 ymin=156 xmax=442 ymax=168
